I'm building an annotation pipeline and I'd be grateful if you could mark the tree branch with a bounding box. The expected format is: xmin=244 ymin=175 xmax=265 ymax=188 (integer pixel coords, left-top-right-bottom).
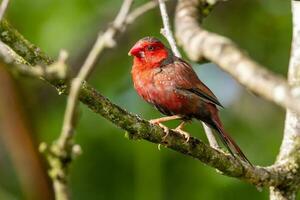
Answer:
xmin=175 ymin=0 xmax=300 ymax=115
xmin=49 ymin=0 xmax=143 ymax=199
xmin=270 ymin=1 xmax=300 ymax=199
xmin=58 ymin=0 xmax=134 ymax=155
xmin=0 ymin=0 xmax=9 ymax=21
xmin=0 ymin=62 xmax=54 ymax=200
xmin=0 ymin=41 xmax=67 ymax=79
xmin=158 ymin=0 xmax=181 ymax=57
xmin=125 ymin=1 xmax=157 ymax=24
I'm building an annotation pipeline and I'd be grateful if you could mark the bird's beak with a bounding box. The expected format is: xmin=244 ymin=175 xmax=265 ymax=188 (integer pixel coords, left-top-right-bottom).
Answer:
xmin=128 ymin=45 xmax=143 ymax=57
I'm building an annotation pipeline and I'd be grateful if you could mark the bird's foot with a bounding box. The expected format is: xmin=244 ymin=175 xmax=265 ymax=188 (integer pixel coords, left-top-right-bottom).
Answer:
xmin=171 ymin=121 xmax=190 ymax=143
xmin=173 ymin=127 xmax=190 ymax=143
xmin=149 ymin=120 xmax=170 ymax=142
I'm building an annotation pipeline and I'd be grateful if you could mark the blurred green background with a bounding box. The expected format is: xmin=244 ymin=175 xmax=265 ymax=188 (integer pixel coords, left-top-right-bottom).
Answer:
xmin=0 ymin=0 xmax=293 ymax=199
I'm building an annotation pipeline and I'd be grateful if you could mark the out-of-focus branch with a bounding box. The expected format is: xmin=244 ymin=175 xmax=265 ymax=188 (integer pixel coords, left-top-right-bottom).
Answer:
xmin=125 ymin=1 xmax=157 ymax=24
xmin=175 ymin=0 xmax=300 ymax=115
xmin=0 ymin=0 xmax=9 ymax=21
xmin=58 ymin=0 xmax=134 ymax=151
xmin=0 ymin=41 xmax=67 ymax=79
xmin=0 ymin=63 xmax=53 ymax=200
xmin=158 ymin=0 xmax=181 ymax=57
xmin=270 ymin=1 xmax=300 ymax=199
xmin=48 ymin=0 xmax=137 ymax=199
xmin=158 ymin=0 xmax=219 ymax=148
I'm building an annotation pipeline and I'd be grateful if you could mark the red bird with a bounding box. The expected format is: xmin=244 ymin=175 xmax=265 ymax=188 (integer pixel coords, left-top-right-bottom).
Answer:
xmin=129 ymin=36 xmax=251 ymax=165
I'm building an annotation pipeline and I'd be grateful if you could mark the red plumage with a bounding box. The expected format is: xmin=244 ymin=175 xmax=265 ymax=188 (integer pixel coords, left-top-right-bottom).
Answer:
xmin=129 ymin=37 xmax=251 ymax=165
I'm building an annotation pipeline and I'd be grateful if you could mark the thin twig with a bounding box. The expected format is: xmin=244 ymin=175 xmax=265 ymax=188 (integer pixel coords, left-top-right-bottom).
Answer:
xmin=126 ymin=1 xmax=157 ymax=24
xmin=158 ymin=0 xmax=219 ymax=148
xmin=0 ymin=41 xmax=67 ymax=79
xmin=50 ymin=0 xmax=162 ymax=199
xmin=158 ymin=0 xmax=181 ymax=57
xmin=58 ymin=0 xmax=134 ymax=150
xmin=203 ymin=124 xmax=220 ymax=148
xmin=57 ymin=0 xmax=160 ymax=149
xmin=0 ymin=0 xmax=9 ymax=21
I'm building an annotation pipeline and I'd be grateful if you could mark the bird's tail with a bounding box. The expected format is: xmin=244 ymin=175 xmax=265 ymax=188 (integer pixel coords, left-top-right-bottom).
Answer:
xmin=208 ymin=115 xmax=252 ymax=166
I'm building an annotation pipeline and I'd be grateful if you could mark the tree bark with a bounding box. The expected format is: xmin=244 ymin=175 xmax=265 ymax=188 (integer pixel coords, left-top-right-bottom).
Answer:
xmin=270 ymin=1 xmax=300 ymax=199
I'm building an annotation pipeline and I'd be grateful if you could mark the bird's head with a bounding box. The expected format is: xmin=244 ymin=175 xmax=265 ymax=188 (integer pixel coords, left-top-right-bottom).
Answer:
xmin=128 ymin=37 xmax=169 ymax=68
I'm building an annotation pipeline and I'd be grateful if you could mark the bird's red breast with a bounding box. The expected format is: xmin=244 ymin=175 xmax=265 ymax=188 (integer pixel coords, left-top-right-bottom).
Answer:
xmin=129 ymin=37 xmax=222 ymax=119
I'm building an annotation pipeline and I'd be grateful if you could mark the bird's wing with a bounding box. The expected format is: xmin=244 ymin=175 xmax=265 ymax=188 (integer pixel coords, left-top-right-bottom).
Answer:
xmin=163 ymin=57 xmax=223 ymax=107
xmin=179 ymin=87 xmax=223 ymax=107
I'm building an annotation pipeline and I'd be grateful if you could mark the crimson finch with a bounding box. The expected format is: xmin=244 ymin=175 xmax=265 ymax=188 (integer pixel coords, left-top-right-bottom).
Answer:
xmin=129 ymin=36 xmax=251 ymax=165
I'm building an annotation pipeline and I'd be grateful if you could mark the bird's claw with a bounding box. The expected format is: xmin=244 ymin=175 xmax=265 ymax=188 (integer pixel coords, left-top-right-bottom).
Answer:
xmin=149 ymin=120 xmax=170 ymax=142
xmin=173 ymin=127 xmax=190 ymax=143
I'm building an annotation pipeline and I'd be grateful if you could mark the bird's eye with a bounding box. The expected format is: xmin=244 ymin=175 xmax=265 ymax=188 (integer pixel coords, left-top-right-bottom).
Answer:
xmin=147 ymin=46 xmax=155 ymax=51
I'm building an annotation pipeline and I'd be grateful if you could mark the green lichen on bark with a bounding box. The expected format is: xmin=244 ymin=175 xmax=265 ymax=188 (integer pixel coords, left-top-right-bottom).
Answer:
xmin=0 ymin=20 xmax=67 ymax=93
xmin=0 ymin=20 xmax=52 ymax=66
xmin=39 ymin=141 xmax=73 ymax=200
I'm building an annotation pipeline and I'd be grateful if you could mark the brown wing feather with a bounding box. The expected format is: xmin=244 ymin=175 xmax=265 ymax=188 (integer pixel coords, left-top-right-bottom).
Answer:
xmin=181 ymin=88 xmax=223 ymax=107
xmin=162 ymin=57 xmax=223 ymax=107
